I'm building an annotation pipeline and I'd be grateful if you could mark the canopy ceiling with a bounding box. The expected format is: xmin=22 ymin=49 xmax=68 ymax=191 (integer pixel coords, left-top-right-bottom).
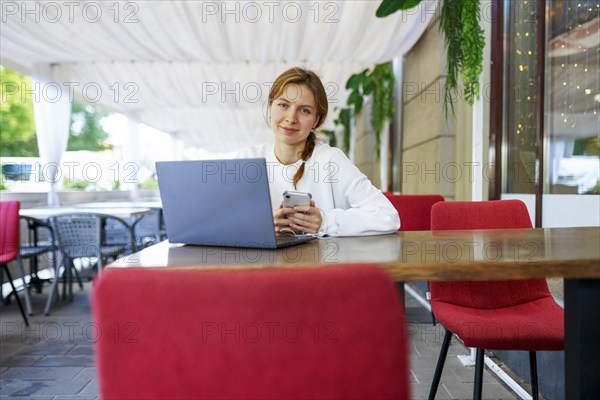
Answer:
xmin=1 ymin=0 xmax=437 ymax=152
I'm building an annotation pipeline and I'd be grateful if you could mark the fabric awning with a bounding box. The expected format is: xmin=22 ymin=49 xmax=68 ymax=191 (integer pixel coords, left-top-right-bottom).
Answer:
xmin=1 ymin=0 xmax=438 ymax=152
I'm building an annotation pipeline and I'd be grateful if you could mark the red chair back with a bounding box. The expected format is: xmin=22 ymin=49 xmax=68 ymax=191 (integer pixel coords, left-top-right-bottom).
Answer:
xmin=94 ymin=265 xmax=409 ymax=400
xmin=430 ymin=200 xmax=552 ymax=309
xmin=0 ymin=201 xmax=21 ymax=264
xmin=383 ymin=193 xmax=445 ymax=231
xmin=431 ymin=199 xmax=532 ymax=230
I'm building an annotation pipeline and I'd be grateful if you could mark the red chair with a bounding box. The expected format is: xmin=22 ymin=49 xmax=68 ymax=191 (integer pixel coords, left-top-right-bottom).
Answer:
xmin=384 ymin=193 xmax=445 ymax=323
xmin=428 ymin=200 xmax=564 ymax=400
xmin=383 ymin=193 xmax=445 ymax=231
xmin=94 ymin=265 xmax=410 ymax=399
xmin=0 ymin=201 xmax=30 ymax=325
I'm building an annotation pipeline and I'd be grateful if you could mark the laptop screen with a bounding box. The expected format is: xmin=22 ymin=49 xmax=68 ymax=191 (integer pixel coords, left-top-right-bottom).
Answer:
xmin=156 ymin=158 xmax=279 ymax=248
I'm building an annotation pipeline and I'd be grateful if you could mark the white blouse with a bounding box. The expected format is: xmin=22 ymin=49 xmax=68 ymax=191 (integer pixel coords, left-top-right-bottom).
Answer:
xmin=237 ymin=141 xmax=400 ymax=236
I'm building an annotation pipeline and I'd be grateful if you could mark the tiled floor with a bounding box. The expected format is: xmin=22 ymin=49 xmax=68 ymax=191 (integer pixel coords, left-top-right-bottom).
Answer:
xmin=0 ymin=281 xmax=521 ymax=399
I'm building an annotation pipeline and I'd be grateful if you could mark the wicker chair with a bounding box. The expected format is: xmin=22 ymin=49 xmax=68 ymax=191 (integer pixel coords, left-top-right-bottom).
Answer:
xmin=48 ymin=213 xmax=133 ymax=307
xmin=131 ymin=208 xmax=162 ymax=248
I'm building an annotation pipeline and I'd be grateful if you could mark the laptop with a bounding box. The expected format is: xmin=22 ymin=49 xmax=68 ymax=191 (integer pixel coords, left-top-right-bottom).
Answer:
xmin=156 ymin=158 xmax=317 ymax=249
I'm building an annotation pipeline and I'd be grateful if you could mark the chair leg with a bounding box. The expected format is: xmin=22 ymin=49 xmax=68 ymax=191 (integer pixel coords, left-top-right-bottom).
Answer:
xmin=16 ymin=255 xmax=33 ymax=315
xmin=473 ymin=348 xmax=485 ymax=400
xmin=427 ymin=282 xmax=437 ymax=325
xmin=67 ymin=259 xmax=75 ymax=302
xmin=529 ymin=351 xmax=539 ymax=400
xmin=2 ymin=265 xmax=29 ymax=326
xmin=72 ymin=264 xmax=84 ymax=289
xmin=44 ymin=254 xmax=62 ymax=315
xmin=428 ymin=329 xmax=453 ymax=400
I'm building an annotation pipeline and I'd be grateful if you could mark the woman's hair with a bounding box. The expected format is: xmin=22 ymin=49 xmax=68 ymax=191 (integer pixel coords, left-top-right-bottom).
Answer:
xmin=268 ymin=67 xmax=329 ymax=188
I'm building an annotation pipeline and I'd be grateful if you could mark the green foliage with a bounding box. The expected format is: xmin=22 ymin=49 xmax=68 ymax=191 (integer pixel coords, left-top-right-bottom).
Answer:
xmin=320 ymin=129 xmax=337 ymax=148
xmin=342 ymin=63 xmax=395 ymax=155
xmin=345 ymin=69 xmax=369 ymax=114
xmin=0 ymin=172 xmax=8 ymax=190
xmin=376 ymin=0 xmax=423 ymax=17
xmin=584 ymin=137 xmax=600 ymax=156
xmin=376 ymin=0 xmax=486 ymax=116
xmin=584 ymin=183 xmax=600 ymax=195
xmin=453 ymin=0 xmax=485 ymax=107
xmin=335 ymin=108 xmax=352 ymax=155
xmin=63 ymin=177 xmax=90 ymax=190
xmin=68 ymin=100 xmax=112 ymax=152
xmin=366 ymin=64 xmax=396 ymax=151
xmin=138 ymin=176 xmax=158 ymax=189
xmin=440 ymin=0 xmax=462 ymax=116
xmin=440 ymin=0 xmax=485 ymax=114
xmin=1 ymin=66 xmax=113 ymax=156
xmin=0 ymin=66 xmax=38 ymax=156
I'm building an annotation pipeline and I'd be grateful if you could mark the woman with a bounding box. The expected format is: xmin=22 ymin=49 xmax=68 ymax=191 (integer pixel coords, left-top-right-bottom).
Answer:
xmin=238 ymin=67 xmax=400 ymax=236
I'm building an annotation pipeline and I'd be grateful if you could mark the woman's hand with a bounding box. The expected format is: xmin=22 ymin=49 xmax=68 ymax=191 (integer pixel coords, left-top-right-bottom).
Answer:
xmin=273 ymin=200 xmax=322 ymax=235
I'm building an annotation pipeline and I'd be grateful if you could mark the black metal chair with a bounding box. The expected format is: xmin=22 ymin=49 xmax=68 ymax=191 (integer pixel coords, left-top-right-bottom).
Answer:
xmin=19 ymin=216 xmax=59 ymax=314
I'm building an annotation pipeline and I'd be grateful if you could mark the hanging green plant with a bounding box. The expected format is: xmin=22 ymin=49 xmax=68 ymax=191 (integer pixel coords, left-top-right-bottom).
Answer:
xmin=375 ymin=0 xmax=424 ymax=17
xmin=365 ymin=63 xmax=396 ymax=150
xmin=336 ymin=108 xmax=352 ymax=154
xmin=441 ymin=0 xmax=485 ymax=114
xmin=376 ymin=0 xmax=485 ymax=116
xmin=326 ymin=63 xmax=395 ymax=157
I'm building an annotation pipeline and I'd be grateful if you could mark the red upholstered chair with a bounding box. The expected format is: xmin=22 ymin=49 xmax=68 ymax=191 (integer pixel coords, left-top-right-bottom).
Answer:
xmin=93 ymin=265 xmax=410 ymax=399
xmin=428 ymin=200 xmax=564 ymax=400
xmin=384 ymin=193 xmax=445 ymax=323
xmin=0 ymin=201 xmax=30 ymax=325
xmin=383 ymin=193 xmax=445 ymax=231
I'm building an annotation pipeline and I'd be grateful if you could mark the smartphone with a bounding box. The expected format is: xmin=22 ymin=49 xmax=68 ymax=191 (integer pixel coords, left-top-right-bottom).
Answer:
xmin=282 ymin=190 xmax=312 ymax=208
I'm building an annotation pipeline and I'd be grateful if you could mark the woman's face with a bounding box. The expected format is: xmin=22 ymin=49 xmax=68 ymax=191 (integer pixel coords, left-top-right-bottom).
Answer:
xmin=270 ymin=84 xmax=319 ymax=148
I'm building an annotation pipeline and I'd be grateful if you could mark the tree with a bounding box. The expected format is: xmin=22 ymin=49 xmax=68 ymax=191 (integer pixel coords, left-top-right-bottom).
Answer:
xmin=0 ymin=65 xmax=38 ymax=156
xmin=67 ymin=100 xmax=112 ymax=152
xmin=1 ymin=66 xmax=113 ymax=156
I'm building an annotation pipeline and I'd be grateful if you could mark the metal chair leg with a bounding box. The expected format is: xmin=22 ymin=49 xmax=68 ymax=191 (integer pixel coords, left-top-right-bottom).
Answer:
xmin=529 ymin=351 xmax=539 ymax=400
xmin=428 ymin=328 xmax=453 ymax=400
xmin=44 ymin=255 xmax=62 ymax=315
xmin=473 ymin=348 xmax=485 ymax=400
xmin=72 ymin=261 xmax=84 ymax=289
xmin=15 ymin=255 xmax=32 ymax=315
xmin=2 ymin=265 xmax=29 ymax=326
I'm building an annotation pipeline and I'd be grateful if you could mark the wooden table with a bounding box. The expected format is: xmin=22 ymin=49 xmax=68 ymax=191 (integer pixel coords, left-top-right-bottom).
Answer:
xmin=111 ymin=227 xmax=600 ymax=399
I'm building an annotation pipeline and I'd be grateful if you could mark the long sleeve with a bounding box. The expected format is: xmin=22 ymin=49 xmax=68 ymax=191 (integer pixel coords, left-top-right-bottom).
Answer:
xmin=311 ymin=147 xmax=400 ymax=237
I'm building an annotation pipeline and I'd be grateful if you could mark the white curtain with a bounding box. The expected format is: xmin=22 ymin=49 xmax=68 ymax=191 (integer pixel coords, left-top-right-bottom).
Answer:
xmin=31 ymin=64 xmax=71 ymax=206
xmin=2 ymin=1 xmax=438 ymax=153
